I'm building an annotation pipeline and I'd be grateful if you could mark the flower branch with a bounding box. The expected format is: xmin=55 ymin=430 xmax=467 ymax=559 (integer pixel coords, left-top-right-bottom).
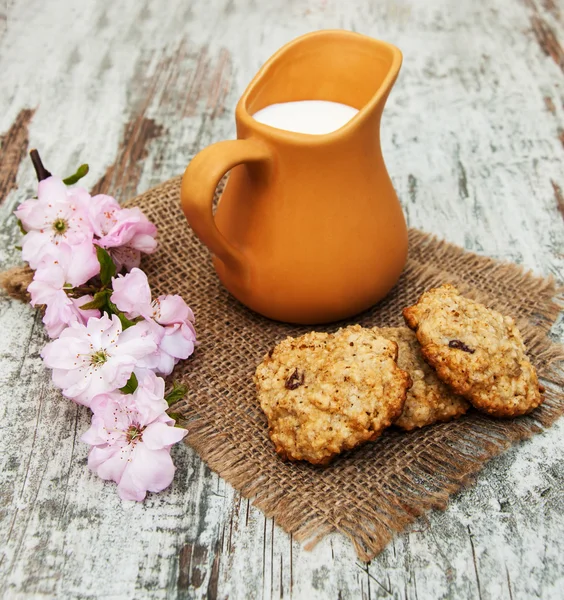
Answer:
xmin=15 ymin=150 xmax=196 ymax=501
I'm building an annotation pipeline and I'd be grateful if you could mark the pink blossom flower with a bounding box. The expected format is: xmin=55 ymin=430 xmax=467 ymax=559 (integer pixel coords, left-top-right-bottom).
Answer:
xmin=111 ymin=269 xmax=195 ymax=324
xmin=136 ymin=321 xmax=197 ymax=376
xmin=110 ymin=268 xmax=153 ymax=319
xmin=89 ymin=195 xmax=157 ymax=270
xmin=30 ymin=286 xmax=99 ymax=339
xmin=130 ymin=370 xmax=169 ymax=423
xmin=86 ymin=194 xmax=121 ymax=238
xmin=32 ymin=239 xmax=99 ymax=288
xmin=14 ymin=198 xmax=36 ymax=227
xmin=41 ymin=314 xmax=157 ymax=406
xmin=107 ymin=246 xmax=146 ymax=271
xmin=16 ymin=177 xmax=93 ymax=269
xmin=27 ymin=241 xmax=101 ymax=337
xmin=31 ymin=285 xmax=99 ymax=339
xmin=81 ymin=377 xmax=187 ymax=501
xmin=98 ymin=206 xmax=157 ymax=253
xmin=111 ymin=269 xmax=196 ymax=375
xmin=151 ymin=294 xmax=195 ymax=325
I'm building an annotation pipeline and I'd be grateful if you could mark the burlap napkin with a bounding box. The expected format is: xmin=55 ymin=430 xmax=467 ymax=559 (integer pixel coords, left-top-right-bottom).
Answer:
xmin=124 ymin=177 xmax=564 ymax=560
xmin=6 ymin=176 xmax=561 ymax=561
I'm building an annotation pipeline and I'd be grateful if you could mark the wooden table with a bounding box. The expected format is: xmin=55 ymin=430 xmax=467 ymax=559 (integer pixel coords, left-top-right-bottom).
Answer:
xmin=1 ymin=0 xmax=563 ymax=598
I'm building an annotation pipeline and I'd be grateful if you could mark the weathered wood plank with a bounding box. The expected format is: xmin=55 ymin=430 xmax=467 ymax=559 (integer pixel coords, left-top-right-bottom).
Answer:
xmin=0 ymin=0 xmax=563 ymax=598
xmin=0 ymin=109 xmax=35 ymax=205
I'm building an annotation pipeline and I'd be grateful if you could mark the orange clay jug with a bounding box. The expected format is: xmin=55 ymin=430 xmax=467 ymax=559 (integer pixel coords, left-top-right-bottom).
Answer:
xmin=181 ymin=30 xmax=407 ymax=324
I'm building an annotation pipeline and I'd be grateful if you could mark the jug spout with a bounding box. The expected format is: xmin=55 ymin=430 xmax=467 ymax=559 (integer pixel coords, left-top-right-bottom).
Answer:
xmin=239 ymin=30 xmax=402 ymax=138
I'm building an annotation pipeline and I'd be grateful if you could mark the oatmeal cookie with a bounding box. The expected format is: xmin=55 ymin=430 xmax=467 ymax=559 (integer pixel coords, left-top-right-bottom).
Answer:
xmin=372 ymin=326 xmax=470 ymax=431
xmin=403 ymin=284 xmax=543 ymax=417
xmin=254 ymin=325 xmax=411 ymax=464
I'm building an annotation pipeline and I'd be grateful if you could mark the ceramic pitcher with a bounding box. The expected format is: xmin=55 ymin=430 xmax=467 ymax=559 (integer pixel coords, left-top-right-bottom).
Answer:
xmin=181 ymin=30 xmax=407 ymax=324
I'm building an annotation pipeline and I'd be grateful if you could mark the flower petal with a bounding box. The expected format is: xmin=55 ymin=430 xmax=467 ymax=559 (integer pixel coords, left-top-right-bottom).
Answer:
xmin=88 ymin=194 xmax=121 ymax=237
xmin=42 ymin=291 xmax=76 ymax=338
xmin=142 ymin=422 xmax=187 ymax=450
xmin=112 ymin=322 xmax=157 ymax=359
xmin=109 ymin=246 xmax=141 ymax=271
xmin=97 ymin=355 xmax=138 ymax=392
xmin=71 ymin=295 xmax=101 ymax=324
xmin=21 ymin=231 xmax=53 ymax=269
xmin=128 ymin=232 xmax=157 ymax=254
xmin=132 ymin=372 xmax=168 ymax=425
xmin=83 ymin=313 xmax=115 ymax=347
xmin=154 ymin=295 xmax=194 ymax=325
xmin=110 ymin=268 xmax=152 ymax=319
xmin=159 ymin=324 xmax=196 ymax=360
xmin=65 ymin=240 xmax=100 ymax=287
xmin=41 ymin=335 xmax=90 ymax=370
xmin=91 ymin=444 xmax=131 ymax=483
xmin=136 ymin=349 xmax=177 ymax=376
xmin=81 ymin=413 xmax=109 ymax=446
xmin=14 ymin=198 xmax=39 ymax=231
xmin=117 ymin=443 xmax=176 ymax=500
xmin=28 ymin=267 xmax=65 ymax=306
xmin=100 ymin=314 xmax=124 ymax=349
xmin=38 ymin=176 xmax=68 ymax=201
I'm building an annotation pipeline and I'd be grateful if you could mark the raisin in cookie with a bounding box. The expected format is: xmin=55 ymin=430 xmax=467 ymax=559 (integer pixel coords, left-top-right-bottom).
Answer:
xmin=254 ymin=325 xmax=411 ymax=464
xmin=372 ymin=326 xmax=470 ymax=431
xmin=403 ymin=284 xmax=543 ymax=418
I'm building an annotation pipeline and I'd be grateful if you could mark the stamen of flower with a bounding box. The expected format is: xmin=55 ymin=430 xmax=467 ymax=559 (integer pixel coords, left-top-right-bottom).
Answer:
xmin=52 ymin=217 xmax=69 ymax=235
xmin=126 ymin=424 xmax=144 ymax=444
xmin=151 ymin=298 xmax=161 ymax=319
xmin=90 ymin=350 xmax=109 ymax=366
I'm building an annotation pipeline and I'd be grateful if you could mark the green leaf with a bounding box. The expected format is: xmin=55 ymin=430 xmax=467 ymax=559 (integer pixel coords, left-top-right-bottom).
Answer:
xmin=165 ymin=382 xmax=188 ymax=406
xmin=79 ymin=289 xmax=111 ymax=310
xmin=116 ymin=311 xmax=137 ymax=330
xmin=63 ymin=163 xmax=89 ymax=185
xmin=119 ymin=372 xmax=138 ymax=394
xmin=105 ymin=298 xmax=137 ymax=330
xmin=166 ymin=411 xmax=183 ymax=423
xmin=104 ymin=298 xmax=119 ymax=315
xmin=95 ymin=246 xmax=116 ymax=286
xmin=105 ymin=298 xmax=118 ymax=314
xmin=16 ymin=218 xmax=26 ymax=235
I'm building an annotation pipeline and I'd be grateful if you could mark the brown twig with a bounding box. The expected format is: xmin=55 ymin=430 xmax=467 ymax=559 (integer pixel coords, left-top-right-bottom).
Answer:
xmin=29 ymin=148 xmax=51 ymax=181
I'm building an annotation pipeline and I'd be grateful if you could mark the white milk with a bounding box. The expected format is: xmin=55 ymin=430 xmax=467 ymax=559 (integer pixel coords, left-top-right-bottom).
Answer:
xmin=252 ymin=100 xmax=359 ymax=135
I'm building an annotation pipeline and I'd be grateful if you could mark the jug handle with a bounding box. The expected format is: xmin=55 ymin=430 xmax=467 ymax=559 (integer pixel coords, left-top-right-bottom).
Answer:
xmin=180 ymin=139 xmax=271 ymax=278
